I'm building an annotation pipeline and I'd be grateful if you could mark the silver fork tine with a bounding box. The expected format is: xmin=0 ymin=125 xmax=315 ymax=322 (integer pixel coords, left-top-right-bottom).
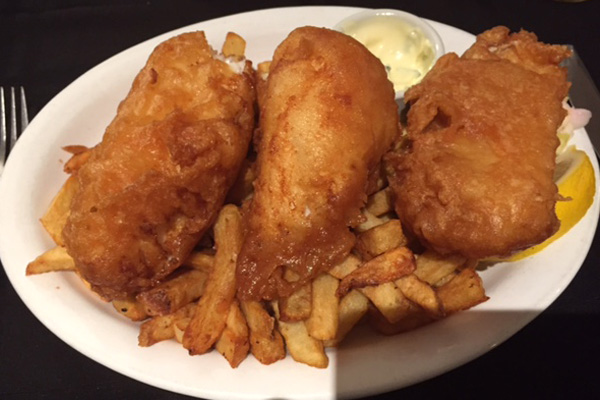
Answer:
xmin=10 ymin=87 xmax=17 ymax=151
xmin=0 ymin=86 xmax=28 ymax=174
xmin=0 ymin=87 xmax=6 ymax=172
xmin=20 ymin=86 xmax=29 ymax=132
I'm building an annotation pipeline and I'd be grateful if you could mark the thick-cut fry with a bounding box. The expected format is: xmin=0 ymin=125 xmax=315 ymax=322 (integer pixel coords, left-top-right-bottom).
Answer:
xmin=137 ymin=268 xmax=209 ymax=316
xmin=414 ymin=250 xmax=466 ymax=286
xmin=365 ymin=187 xmax=393 ymax=217
xmin=332 ymin=252 xmax=418 ymax=325
xmin=434 ymin=271 xmax=458 ymax=287
xmin=257 ymin=61 xmax=271 ymax=77
xmin=221 ymin=32 xmax=246 ymax=59
xmin=328 ymin=255 xmax=361 ymax=280
xmin=361 ymin=283 xmax=412 ymax=324
xmin=355 ymin=219 xmax=407 ymax=260
xmin=324 ymin=289 xmax=369 ymax=347
xmin=436 ymin=268 xmax=489 ymax=313
xmin=338 ymin=247 xmax=415 ymax=297
xmin=183 ymin=251 xmax=214 ymax=273
xmin=215 ymin=300 xmax=250 ymax=368
xmin=396 ymin=274 xmax=443 ymax=318
xmin=183 ymin=205 xmax=243 ymax=355
xmin=138 ymin=303 xmax=195 ymax=347
xmin=278 ymin=282 xmax=312 ymax=322
xmin=63 ymin=146 xmax=91 ymax=174
xmin=26 ymin=246 xmax=76 ymax=275
xmin=354 ymin=209 xmax=389 ymax=233
xmin=40 ymin=176 xmax=79 ymax=246
xmin=255 ymin=61 xmax=271 ymax=112
xmin=240 ymin=300 xmax=286 ymax=365
xmin=112 ymin=297 xmax=148 ymax=321
xmin=273 ymin=302 xmax=329 ymax=368
xmin=140 ymin=317 xmax=175 ymax=346
xmin=306 ymin=273 xmax=340 ymax=341
xmin=174 ymin=318 xmax=191 ymax=343
xmin=369 ymin=302 xmax=433 ymax=335
xmin=62 ymin=144 xmax=90 ymax=155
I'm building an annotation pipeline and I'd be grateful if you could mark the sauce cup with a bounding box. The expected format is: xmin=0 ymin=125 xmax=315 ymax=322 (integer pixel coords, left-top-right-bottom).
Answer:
xmin=334 ymin=9 xmax=445 ymax=99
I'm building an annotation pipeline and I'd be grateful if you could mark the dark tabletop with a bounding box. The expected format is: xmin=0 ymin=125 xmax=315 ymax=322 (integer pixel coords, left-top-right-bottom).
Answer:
xmin=1 ymin=1 xmax=599 ymax=399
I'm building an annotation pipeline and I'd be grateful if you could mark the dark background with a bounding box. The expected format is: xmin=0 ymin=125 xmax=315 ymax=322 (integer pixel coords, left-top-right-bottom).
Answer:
xmin=1 ymin=1 xmax=599 ymax=399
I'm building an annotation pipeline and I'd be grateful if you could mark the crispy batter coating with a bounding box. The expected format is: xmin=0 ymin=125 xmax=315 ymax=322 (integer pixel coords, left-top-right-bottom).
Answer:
xmin=62 ymin=32 xmax=255 ymax=300
xmin=236 ymin=27 xmax=399 ymax=300
xmin=387 ymin=27 xmax=571 ymax=259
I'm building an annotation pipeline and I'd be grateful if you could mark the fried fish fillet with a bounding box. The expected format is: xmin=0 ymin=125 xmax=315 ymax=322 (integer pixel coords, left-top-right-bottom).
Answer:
xmin=236 ymin=27 xmax=399 ymax=300
xmin=386 ymin=27 xmax=571 ymax=259
xmin=62 ymin=32 xmax=255 ymax=300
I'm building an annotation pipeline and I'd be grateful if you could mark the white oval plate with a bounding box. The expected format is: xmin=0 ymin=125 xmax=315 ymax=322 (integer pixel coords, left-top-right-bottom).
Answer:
xmin=1 ymin=6 xmax=598 ymax=400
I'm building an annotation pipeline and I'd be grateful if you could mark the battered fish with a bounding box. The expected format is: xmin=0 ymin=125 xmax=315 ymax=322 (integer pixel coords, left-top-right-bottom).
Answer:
xmin=236 ymin=27 xmax=399 ymax=300
xmin=387 ymin=27 xmax=571 ymax=259
xmin=62 ymin=32 xmax=255 ymax=300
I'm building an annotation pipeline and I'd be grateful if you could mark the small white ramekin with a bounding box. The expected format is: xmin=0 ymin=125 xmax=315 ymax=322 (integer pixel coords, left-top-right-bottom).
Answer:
xmin=334 ymin=8 xmax=445 ymax=98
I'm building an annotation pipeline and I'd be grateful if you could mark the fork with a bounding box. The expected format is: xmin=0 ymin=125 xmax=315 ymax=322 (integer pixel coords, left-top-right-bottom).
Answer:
xmin=1 ymin=86 xmax=29 ymax=175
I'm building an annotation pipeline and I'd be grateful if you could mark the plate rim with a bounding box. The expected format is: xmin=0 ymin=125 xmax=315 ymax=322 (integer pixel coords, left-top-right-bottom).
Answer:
xmin=1 ymin=5 xmax=598 ymax=400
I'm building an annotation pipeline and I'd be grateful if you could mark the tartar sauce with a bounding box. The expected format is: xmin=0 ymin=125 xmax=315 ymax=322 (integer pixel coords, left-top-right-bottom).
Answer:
xmin=339 ymin=15 xmax=436 ymax=93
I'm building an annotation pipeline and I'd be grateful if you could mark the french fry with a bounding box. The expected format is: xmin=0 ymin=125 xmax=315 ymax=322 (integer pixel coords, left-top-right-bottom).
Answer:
xmin=182 ymin=205 xmax=243 ymax=355
xmin=138 ymin=303 xmax=195 ymax=347
xmin=26 ymin=246 xmax=76 ymax=275
xmin=436 ymin=268 xmax=489 ymax=314
xmin=396 ymin=274 xmax=443 ymax=318
xmin=273 ymin=302 xmax=329 ymax=368
xmin=365 ymin=187 xmax=393 ymax=217
xmin=328 ymin=254 xmax=361 ymax=280
xmin=361 ymin=283 xmax=412 ymax=324
xmin=278 ymin=282 xmax=312 ymax=322
xmin=256 ymin=61 xmax=271 ymax=112
xmin=355 ymin=219 xmax=407 ymax=260
xmin=338 ymin=247 xmax=415 ymax=297
xmin=369 ymin=302 xmax=433 ymax=335
xmin=215 ymin=300 xmax=250 ymax=368
xmin=40 ymin=176 xmax=79 ymax=246
xmin=183 ymin=250 xmax=214 ymax=273
xmin=434 ymin=271 xmax=458 ymax=287
xmin=63 ymin=146 xmax=91 ymax=174
xmin=414 ymin=250 xmax=466 ymax=286
xmin=277 ymin=267 xmax=311 ymax=321
xmin=240 ymin=300 xmax=286 ymax=365
xmin=112 ymin=297 xmax=148 ymax=321
xmin=139 ymin=314 xmax=176 ymax=346
xmin=136 ymin=268 xmax=209 ymax=316
xmin=324 ymin=289 xmax=369 ymax=347
xmin=306 ymin=273 xmax=340 ymax=341
xmin=174 ymin=318 xmax=191 ymax=343
xmin=257 ymin=61 xmax=271 ymax=78
xmin=62 ymin=144 xmax=89 ymax=155
xmin=354 ymin=209 xmax=389 ymax=233
xmin=221 ymin=32 xmax=246 ymax=59
xmin=331 ymin=253 xmax=415 ymax=325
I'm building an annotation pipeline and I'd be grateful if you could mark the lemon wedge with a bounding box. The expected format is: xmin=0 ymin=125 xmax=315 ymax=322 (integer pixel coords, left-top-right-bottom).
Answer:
xmin=507 ymin=145 xmax=596 ymax=261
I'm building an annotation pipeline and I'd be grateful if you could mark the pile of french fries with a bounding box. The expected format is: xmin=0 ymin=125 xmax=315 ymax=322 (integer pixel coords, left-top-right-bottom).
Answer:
xmin=26 ymin=33 xmax=489 ymax=369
